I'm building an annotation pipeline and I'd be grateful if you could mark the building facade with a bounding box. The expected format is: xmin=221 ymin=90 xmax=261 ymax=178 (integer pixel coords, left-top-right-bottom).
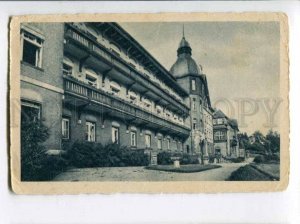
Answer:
xmin=20 ymin=22 xmax=216 ymax=165
xmin=213 ymin=109 xmax=240 ymax=158
xmin=170 ymin=33 xmax=214 ymax=163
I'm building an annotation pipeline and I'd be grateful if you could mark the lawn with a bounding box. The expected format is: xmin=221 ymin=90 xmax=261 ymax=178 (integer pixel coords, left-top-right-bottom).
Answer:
xmin=146 ymin=164 xmax=221 ymax=173
xmin=251 ymin=163 xmax=280 ymax=180
xmin=227 ymin=165 xmax=274 ymax=181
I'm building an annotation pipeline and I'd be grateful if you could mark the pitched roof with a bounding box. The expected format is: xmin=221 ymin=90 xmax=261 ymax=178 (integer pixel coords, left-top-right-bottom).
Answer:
xmin=229 ymin=119 xmax=239 ymax=130
xmin=213 ymin=109 xmax=227 ymax=119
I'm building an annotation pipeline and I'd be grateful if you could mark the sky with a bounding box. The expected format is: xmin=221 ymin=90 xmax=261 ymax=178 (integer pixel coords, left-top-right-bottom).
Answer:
xmin=120 ymin=22 xmax=280 ymax=135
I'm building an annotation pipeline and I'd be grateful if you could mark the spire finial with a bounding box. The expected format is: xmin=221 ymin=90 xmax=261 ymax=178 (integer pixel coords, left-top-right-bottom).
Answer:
xmin=182 ymin=24 xmax=185 ymax=38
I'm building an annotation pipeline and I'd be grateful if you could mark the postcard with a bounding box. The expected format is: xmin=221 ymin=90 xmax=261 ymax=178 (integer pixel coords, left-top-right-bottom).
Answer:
xmin=9 ymin=12 xmax=289 ymax=194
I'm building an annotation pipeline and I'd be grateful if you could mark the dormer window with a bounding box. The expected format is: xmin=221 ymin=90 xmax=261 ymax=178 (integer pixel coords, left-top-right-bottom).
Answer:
xmin=217 ymin=118 xmax=223 ymax=125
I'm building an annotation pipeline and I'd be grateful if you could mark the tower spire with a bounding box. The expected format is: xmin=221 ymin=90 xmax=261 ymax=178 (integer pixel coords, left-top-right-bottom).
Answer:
xmin=182 ymin=24 xmax=185 ymax=38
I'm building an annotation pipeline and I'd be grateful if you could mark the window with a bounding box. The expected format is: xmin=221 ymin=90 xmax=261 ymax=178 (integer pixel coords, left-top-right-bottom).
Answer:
xmin=111 ymin=86 xmax=120 ymax=95
xmin=21 ymin=100 xmax=41 ymax=123
xmin=214 ymin=131 xmax=225 ymax=141
xmin=191 ymin=79 xmax=196 ymax=91
xmin=166 ymin=112 xmax=171 ymax=119
xmin=62 ymin=58 xmax=73 ymax=76
xmin=143 ymin=98 xmax=152 ymax=110
xmin=129 ymin=92 xmax=137 ymax=102
xmin=130 ymin=131 xmax=136 ymax=147
xmin=63 ymin=63 xmax=73 ymax=76
xmin=112 ymin=126 xmax=119 ymax=144
xmin=145 ymin=134 xmax=151 ymax=148
xmin=192 ymin=98 xmax=196 ymax=111
xmin=62 ymin=118 xmax=70 ymax=139
xmin=173 ymin=115 xmax=178 ymax=121
xmin=85 ymin=71 xmax=98 ymax=88
xmin=21 ymin=30 xmax=43 ymax=68
xmin=110 ymin=43 xmax=121 ymax=57
xmin=167 ymin=138 xmax=171 ymax=150
xmin=110 ymin=81 xmax=121 ymax=95
xmin=157 ymin=138 xmax=162 ymax=150
xmin=177 ymin=141 xmax=182 ymax=151
xmin=85 ymin=121 xmax=96 ymax=142
xmin=217 ymin=118 xmax=223 ymax=125
xmin=156 ymin=105 xmax=162 ymax=115
xmin=193 ymin=119 xmax=197 ymax=130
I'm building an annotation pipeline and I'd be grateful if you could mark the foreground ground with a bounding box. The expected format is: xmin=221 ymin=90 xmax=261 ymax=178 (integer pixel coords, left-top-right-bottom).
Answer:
xmin=54 ymin=160 xmax=252 ymax=181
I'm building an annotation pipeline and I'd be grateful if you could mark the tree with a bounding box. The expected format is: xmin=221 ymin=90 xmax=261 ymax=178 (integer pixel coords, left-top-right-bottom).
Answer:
xmin=238 ymin=132 xmax=250 ymax=149
xmin=21 ymin=111 xmax=49 ymax=181
xmin=266 ymin=130 xmax=280 ymax=153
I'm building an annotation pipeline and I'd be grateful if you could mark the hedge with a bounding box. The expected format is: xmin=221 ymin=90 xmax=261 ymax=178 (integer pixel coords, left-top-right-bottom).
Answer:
xmin=157 ymin=151 xmax=199 ymax=165
xmin=65 ymin=141 xmax=150 ymax=168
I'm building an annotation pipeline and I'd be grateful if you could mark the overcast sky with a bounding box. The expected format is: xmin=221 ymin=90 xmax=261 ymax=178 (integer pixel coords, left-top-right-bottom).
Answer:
xmin=120 ymin=22 xmax=280 ymax=135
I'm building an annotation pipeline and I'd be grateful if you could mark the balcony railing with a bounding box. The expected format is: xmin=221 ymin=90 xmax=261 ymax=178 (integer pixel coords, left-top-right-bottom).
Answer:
xmin=64 ymin=25 xmax=188 ymax=110
xmin=64 ymin=76 xmax=191 ymax=135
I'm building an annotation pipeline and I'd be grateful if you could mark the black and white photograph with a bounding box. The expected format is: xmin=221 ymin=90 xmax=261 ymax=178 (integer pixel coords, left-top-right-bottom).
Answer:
xmin=9 ymin=13 xmax=289 ymax=193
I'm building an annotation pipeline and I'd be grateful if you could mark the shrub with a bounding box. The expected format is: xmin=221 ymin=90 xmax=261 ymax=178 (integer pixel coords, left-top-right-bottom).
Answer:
xmin=38 ymin=155 xmax=69 ymax=180
xmin=157 ymin=151 xmax=199 ymax=165
xmin=230 ymin=157 xmax=245 ymax=163
xmin=254 ymin=155 xmax=265 ymax=163
xmin=21 ymin=119 xmax=68 ymax=181
xmin=157 ymin=151 xmax=173 ymax=165
xmin=121 ymin=149 xmax=150 ymax=166
xmin=67 ymin=141 xmax=149 ymax=168
xmin=180 ymin=154 xmax=199 ymax=165
xmin=265 ymin=154 xmax=280 ymax=162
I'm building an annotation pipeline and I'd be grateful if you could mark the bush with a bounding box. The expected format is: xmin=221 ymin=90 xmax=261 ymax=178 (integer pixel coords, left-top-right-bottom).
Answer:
xmin=254 ymin=155 xmax=265 ymax=163
xmin=265 ymin=154 xmax=280 ymax=162
xmin=157 ymin=151 xmax=173 ymax=165
xmin=230 ymin=157 xmax=245 ymax=163
xmin=227 ymin=165 xmax=272 ymax=181
xmin=21 ymin=119 xmax=68 ymax=181
xmin=157 ymin=151 xmax=199 ymax=165
xmin=66 ymin=141 xmax=149 ymax=168
xmin=121 ymin=149 xmax=150 ymax=166
xmin=253 ymin=154 xmax=280 ymax=164
xmin=180 ymin=154 xmax=199 ymax=165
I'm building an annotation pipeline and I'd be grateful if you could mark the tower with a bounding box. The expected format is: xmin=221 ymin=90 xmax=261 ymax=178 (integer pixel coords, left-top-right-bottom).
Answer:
xmin=170 ymin=27 xmax=212 ymax=160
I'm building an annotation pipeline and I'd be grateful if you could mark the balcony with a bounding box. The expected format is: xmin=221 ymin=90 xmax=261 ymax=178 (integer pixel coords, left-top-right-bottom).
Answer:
xmin=63 ymin=76 xmax=191 ymax=137
xmin=64 ymin=24 xmax=189 ymax=116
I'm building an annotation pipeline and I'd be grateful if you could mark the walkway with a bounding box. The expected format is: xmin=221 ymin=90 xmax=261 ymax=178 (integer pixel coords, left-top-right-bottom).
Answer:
xmin=54 ymin=160 xmax=252 ymax=181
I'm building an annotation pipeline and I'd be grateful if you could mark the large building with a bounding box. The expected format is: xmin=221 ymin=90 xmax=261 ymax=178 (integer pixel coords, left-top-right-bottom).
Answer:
xmin=20 ymin=22 xmax=214 ymax=165
xmin=213 ymin=109 xmax=240 ymax=158
xmin=169 ymin=32 xmax=214 ymax=163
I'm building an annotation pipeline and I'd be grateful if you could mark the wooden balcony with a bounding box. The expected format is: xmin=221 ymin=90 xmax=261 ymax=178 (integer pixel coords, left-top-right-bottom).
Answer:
xmin=64 ymin=24 xmax=190 ymax=116
xmin=63 ymin=76 xmax=191 ymax=137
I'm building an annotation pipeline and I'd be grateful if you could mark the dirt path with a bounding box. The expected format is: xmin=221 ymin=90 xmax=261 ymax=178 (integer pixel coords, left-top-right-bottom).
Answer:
xmin=54 ymin=161 xmax=251 ymax=181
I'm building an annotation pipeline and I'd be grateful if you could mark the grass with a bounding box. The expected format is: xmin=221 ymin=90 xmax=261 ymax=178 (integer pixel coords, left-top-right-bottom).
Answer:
xmin=251 ymin=163 xmax=280 ymax=180
xmin=227 ymin=165 xmax=274 ymax=181
xmin=146 ymin=164 xmax=221 ymax=173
